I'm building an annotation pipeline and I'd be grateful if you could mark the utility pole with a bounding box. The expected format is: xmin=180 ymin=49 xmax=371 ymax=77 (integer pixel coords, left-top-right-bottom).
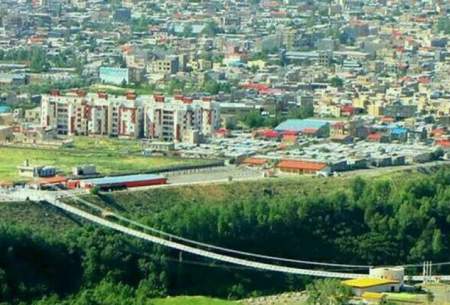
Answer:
xmin=429 ymin=261 xmax=433 ymax=282
xmin=423 ymin=261 xmax=433 ymax=284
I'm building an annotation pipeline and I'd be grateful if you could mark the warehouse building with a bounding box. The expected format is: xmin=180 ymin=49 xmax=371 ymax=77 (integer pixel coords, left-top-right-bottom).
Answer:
xmin=276 ymin=159 xmax=330 ymax=175
xmin=77 ymin=174 xmax=167 ymax=190
xmin=241 ymin=157 xmax=269 ymax=167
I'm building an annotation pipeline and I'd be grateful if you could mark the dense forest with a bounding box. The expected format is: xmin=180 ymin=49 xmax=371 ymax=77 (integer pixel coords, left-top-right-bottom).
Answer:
xmin=1 ymin=167 xmax=450 ymax=305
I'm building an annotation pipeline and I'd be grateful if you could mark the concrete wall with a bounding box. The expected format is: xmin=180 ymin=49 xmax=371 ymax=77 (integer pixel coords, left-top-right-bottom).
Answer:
xmin=353 ymin=284 xmax=401 ymax=297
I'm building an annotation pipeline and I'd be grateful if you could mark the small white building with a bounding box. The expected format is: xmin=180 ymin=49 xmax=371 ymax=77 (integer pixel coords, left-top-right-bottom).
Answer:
xmin=343 ymin=267 xmax=405 ymax=297
xmin=369 ymin=267 xmax=405 ymax=285
xmin=342 ymin=278 xmax=401 ymax=296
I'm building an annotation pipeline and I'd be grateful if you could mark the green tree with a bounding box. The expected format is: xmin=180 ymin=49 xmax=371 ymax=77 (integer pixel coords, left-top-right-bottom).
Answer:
xmin=90 ymin=186 xmax=100 ymax=195
xmin=240 ymin=111 xmax=266 ymax=128
xmin=436 ymin=17 xmax=450 ymax=34
xmin=432 ymin=229 xmax=445 ymax=256
xmin=182 ymin=24 xmax=193 ymax=38
xmin=166 ymin=79 xmax=185 ymax=95
xmin=0 ymin=268 xmax=9 ymax=299
xmin=201 ymin=21 xmax=221 ymax=37
xmin=30 ymin=47 xmax=49 ymax=72
xmin=288 ymin=106 xmax=314 ymax=119
xmin=203 ymin=79 xmax=220 ymax=94
xmin=306 ymin=279 xmax=353 ymax=305
xmin=330 ymin=76 xmax=344 ymax=88
xmin=351 ymin=176 xmax=366 ymax=202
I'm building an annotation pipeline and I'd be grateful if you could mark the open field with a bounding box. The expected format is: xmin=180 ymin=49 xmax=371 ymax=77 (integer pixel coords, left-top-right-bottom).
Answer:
xmin=69 ymin=136 xmax=143 ymax=152
xmin=152 ymin=296 xmax=238 ymax=305
xmin=0 ymin=137 xmax=205 ymax=182
xmin=384 ymin=292 xmax=428 ymax=303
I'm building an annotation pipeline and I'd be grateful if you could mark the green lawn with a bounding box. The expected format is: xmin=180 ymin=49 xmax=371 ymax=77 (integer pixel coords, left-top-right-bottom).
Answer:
xmin=0 ymin=138 xmax=203 ymax=182
xmin=384 ymin=292 xmax=427 ymax=302
xmin=69 ymin=136 xmax=142 ymax=153
xmin=152 ymin=296 xmax=238 ymax=305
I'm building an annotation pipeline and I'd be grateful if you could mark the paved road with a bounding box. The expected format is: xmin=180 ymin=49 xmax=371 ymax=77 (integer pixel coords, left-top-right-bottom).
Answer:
xmin=103 ymin=166 xmax=266 ymax=193
xmin=167 ymin=166 xmax=263 ymax=184
xmin=339 ymin=160 xmax=450 ymax=177
xmin=1 ymin=161 xmax=448 ymax=200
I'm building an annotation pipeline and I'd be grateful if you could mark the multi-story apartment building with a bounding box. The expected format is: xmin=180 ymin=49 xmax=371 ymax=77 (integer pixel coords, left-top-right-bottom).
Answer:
xmin=41 ymin=91 xmax=143 ymax=138
xmin=149 ymin=56 xmax=179 ymax=75
xmin=40 ymin=91 xmax=220 ymax=142
xmin=144 ymin=95 xmax=220 ymax=143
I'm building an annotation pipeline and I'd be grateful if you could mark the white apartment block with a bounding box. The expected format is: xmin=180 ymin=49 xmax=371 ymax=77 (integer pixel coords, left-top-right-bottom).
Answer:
xmin=41 ymin=91 xmax=144 ymax=138
xmin=144 ymin=95 xmax=220 ymax=143
xmin=41 ymin=91 xmax=220 ymax=142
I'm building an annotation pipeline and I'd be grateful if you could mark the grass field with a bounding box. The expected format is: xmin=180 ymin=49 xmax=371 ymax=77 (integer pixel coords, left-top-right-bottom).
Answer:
xmin=69 ymin=136 xmax=143 ymax=152
xmin=151 ymin=296 xmax=238 ymax=305
xmin=0 ymin=137 xmax=203 ymax=182
xmin=384 ymin=292 xmax=427 ymax=303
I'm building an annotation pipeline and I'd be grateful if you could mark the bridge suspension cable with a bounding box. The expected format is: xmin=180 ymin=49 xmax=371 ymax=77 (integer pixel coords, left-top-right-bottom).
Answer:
xmin=54 ymin=187 xmax=372 ymax=269
xmin=41 ymin=193 xmax=368 ymax=279
xmin=34 ymin=187 xmax=450 ymax=280
xmin=54 ymin=188 xmax=450 ymax=270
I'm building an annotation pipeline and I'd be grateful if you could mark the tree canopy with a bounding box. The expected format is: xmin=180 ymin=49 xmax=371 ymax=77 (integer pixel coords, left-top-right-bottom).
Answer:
xmin=306 ymin=279 xmax=352 ymax=305
xmin=1 ymin=167 xmax=450 ymax=304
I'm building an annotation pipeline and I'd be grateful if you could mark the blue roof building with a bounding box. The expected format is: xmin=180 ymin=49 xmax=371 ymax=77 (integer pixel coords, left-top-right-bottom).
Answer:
xmin=275 ymin=119 xmax=331 ymax=138
xmin=0 ymin=104 xmax=11 ymax=113
xmin=390 ymin=127 xmax=408 ymax=135
xmin=275 ymin=119 xmax=330 ymax=133
xmin=389 ymin=127 xmax=408 ymax=142
xmin=80 ymin=174 xmax=167 ymax=189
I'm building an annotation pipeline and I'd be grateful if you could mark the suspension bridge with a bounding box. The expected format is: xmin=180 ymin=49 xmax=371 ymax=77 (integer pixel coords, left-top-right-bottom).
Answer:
xmin=2 ymin=188 xmax=450 ymax=282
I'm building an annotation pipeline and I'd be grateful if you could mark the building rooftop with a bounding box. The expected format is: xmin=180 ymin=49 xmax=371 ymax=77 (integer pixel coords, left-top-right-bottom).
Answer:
xmin=0 ymin=105 xmax=11 ymax=113
xmin=277 ymin=159 xmax=328 ymax=171
xmin=83 ymin=174 xmax=165 ymax=186
xmin=242 ymin=157 xmax=268 ymax=165
xmin=275 ymin=119 xmax=330 ymax=132
xmin=361 ymin=292 xmax=384 ymax=300
xmin=342 ymin=278 xmax=399 ymax=289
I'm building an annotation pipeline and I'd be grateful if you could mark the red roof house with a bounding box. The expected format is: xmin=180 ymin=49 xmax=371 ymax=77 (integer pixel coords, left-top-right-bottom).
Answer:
xmin=277 ymin=160 xmax=328 ymax=174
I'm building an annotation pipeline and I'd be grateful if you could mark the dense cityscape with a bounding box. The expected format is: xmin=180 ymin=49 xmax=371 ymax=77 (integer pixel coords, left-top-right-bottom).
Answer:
xmin=1 ymin=0 xmax=450 ymax=305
